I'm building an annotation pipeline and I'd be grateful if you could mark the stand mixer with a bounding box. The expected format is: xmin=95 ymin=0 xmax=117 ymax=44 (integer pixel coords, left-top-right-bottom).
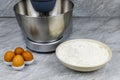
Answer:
xmin=14 ymin=0 xmax=74 ymax=52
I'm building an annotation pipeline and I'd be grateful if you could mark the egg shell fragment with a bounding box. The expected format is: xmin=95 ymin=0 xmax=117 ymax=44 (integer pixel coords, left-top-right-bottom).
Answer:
xmin=4 ymin=51 xmax=15 ymax=62
xmin=22 ymin=50 xmax=34 ymax=61
xmin=12 ymin=64 xmax=25 ymax=71
xmin=25 ymin=59 xmax=34 ymax=65
xmin=4 ymin=61 xmax=12 ymax=66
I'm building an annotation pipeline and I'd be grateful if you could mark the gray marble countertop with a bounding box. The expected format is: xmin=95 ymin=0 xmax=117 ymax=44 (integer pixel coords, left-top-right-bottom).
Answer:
xmin=0 ymin=17 xmax=119 ymax=80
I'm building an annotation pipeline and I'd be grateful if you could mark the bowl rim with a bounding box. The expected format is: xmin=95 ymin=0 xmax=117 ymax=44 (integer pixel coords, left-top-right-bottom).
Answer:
xmin=56 ymin=39 xmax=112 ymax=69
xmin=13 ymin=0 xmax=74 ymax=18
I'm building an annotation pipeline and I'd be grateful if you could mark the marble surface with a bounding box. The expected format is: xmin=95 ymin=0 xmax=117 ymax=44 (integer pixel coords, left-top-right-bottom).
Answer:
xmin=1 ymin=0 xmax=120 ymax=17
xmin=0 ymin=17 xmax=120 ymax=80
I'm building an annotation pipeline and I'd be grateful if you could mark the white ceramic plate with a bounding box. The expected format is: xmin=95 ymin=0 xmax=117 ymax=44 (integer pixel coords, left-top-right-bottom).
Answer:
xmin=56 ymin=39 xmax=112 ymax=72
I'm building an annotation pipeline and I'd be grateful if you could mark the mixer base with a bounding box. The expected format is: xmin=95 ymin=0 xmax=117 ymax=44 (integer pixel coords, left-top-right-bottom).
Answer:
xmin=25 ymin=38 xmax=64 ymax=53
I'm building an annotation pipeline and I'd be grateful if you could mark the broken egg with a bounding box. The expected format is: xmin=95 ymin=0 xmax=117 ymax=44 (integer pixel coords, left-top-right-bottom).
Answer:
xmin=4 ymin=51 xmax=15 ymax=65
xmin=12 ymin=55 xmax=25 ymax=70
xmin=22 ymin=50 xmax=34 ymax=65
xmin=4 ymin=47 xmax=35 ymax=70
xmin=14 ymin=47 xmax=24 ymax=55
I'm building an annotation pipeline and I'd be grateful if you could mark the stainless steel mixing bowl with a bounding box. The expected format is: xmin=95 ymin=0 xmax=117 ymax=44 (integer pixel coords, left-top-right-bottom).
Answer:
xmin=14 ymin=0 xmax=74 ymax=42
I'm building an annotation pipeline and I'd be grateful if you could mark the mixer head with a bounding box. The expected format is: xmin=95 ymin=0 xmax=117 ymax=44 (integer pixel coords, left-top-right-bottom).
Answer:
xmin=31 ymin=0 xmax=56 ymax=12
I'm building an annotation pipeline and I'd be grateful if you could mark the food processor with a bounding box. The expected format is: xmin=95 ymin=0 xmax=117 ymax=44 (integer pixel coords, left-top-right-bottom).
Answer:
xmin=14 ymin=0 xmax=74 ymax=52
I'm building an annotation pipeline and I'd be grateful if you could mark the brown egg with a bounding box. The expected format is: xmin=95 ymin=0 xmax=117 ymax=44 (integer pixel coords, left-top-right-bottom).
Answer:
xmin=4 ymin=51 xmax=15 ymax=62
xmin=12 ymin=55 xmax=24 ymax=67
xmin=14 ymin=47 xmax=24 ymax=55
xmin=22 ymin=50 xmax=34 ymax=61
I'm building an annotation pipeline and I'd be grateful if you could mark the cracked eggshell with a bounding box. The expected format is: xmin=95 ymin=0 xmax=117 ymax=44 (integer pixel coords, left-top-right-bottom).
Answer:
xmin=12 ymin=64 xmax=25 ymax=71
xmin=25 ymin=59 xmax=34 ymax=65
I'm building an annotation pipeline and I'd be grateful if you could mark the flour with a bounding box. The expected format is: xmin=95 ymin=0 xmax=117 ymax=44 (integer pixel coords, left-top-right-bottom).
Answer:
xmin=57 ymin=40 xmax=110 ymax=67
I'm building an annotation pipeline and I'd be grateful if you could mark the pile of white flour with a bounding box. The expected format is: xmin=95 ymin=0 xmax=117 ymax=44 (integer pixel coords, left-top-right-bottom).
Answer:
xmin=57 ymin=40 xmax=110 ymax=67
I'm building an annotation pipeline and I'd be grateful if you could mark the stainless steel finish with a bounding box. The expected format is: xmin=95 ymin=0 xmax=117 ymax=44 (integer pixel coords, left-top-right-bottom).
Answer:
xmin=26 ymin=37 xmax=63 ymax=52
xmin=14 ymin=0 xmax=74 ymax=42
xmin=14 ymin=0 xmax=74 ymax=52
xmin=26 ymin=0 xmax=39 ymax=17
xmin=26 ymin=21 xmax=72 ymax=52
xmin=50 ymin=0 xmax=62 ymax=16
